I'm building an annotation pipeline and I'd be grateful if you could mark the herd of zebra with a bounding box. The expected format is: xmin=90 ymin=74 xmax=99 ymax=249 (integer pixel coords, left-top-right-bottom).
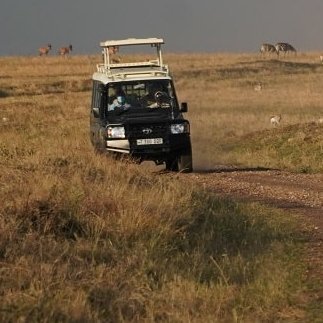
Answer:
xmin=39 ymin=41 xmax=323 ymax=64
xmin=38 ymin=43 xmax=73 ymax=56
xmin=260 ymin=42 xmax=297 ymax=56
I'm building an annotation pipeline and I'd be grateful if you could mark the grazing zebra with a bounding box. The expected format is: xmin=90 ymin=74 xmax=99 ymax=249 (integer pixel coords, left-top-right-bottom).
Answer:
xmin=270 ymin=115 xmax=281 ymax=127
xmin=58 ymin=44 xmax=73 ymax=56
xmin=275 ymin=42 xmax=296 ymax=56
xmin=38 ymin=43 xmax=52 ymax=56
xmin=260 ymin=43 xmax=277 ymax=56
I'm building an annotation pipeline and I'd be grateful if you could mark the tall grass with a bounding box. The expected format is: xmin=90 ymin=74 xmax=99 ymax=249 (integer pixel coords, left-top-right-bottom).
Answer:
xmin=0 ymin=53 xmax=320 ymax=321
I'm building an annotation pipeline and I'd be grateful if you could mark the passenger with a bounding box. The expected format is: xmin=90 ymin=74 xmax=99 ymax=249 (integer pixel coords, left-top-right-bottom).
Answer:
xmin=108 ymin=88 xmax=131 ymax=111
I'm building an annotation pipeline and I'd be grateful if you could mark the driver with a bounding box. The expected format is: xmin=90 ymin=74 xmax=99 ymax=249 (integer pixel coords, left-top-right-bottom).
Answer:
xmin=142 ymin=82 xmax=165 ymax=108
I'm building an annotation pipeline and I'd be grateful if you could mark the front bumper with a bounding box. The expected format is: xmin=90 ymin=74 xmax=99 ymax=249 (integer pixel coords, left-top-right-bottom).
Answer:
xmin=106 ymin=122 xmax=191 ymax=160
xmin=107 ymin=134 xmax=191 ymax=161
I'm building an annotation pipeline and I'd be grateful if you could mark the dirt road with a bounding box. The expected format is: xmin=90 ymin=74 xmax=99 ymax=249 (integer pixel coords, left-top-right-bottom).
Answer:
xmin=186 ymin=167 xmax=322 ymax=218
xmin=180 ymin=167 xmax=323 ymax=294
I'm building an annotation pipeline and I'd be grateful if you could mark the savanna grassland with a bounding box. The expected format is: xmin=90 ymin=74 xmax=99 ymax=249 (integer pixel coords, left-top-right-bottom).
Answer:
xmin=0 ymin=52 xmax=322 ymax=322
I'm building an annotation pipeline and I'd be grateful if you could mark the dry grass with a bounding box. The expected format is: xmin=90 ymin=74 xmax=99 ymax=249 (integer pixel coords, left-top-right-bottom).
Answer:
xmin=0 ymin=52 xmax=321 ymax=321
xmin=166 ymin=52 xmax=323 ymax=170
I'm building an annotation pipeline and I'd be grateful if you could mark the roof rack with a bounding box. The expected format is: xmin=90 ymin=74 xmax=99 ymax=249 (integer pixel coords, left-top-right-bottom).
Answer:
xmin=97 ymin=37 xmax=169 ymax=78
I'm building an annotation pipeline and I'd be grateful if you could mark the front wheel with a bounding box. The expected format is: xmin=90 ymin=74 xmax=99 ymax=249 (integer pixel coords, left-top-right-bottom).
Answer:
xmin=165 ymin=149 xmax=193 ymax=173
xmin=165 ymin=156 xmax=179 ymax=172
xmin=178 ymin=149 xmax=193 ymax=173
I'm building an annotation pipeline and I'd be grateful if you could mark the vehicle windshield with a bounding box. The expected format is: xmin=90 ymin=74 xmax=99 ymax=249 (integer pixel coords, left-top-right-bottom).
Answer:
xmin=106 ymin=80 xmax=178 ymax=112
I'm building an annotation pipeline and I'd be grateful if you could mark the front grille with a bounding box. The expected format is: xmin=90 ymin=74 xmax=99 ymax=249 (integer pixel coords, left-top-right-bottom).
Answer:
xmin=127 ymin=123 xmax=169 ymax=138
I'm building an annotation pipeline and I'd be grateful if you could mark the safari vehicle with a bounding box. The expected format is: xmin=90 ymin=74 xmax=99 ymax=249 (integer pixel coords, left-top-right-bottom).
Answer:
xmin=90 ymin=37 xmax=193 ymax=172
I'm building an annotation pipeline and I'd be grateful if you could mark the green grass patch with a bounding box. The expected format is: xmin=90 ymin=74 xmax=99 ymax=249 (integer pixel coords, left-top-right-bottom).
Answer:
xmin=226 ymin=122 xmax=323 ymax=173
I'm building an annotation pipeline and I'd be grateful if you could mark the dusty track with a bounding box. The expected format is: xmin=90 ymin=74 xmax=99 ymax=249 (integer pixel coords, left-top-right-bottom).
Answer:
xmin=178 ymin=167 xmax=323 ymax=297
xmin=186 ymin=167 xmax=322 ymax=217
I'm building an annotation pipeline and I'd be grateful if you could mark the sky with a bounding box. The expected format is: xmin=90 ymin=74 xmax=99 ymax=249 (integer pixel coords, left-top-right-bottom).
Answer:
xmin=1 ymin=0 xmax=323 ymax=56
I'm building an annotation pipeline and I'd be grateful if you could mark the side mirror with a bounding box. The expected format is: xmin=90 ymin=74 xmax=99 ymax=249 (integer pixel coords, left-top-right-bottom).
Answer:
xmin=92 ymin=107 xmax=100 ymax=118
xmin=180 ymin=102 xmax=188 ymax=113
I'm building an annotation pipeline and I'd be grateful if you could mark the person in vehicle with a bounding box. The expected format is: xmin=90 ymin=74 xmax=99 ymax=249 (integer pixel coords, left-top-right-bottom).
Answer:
xmin=108 ymin=87 xmax=131 ymax=111
xmin=141 ymin=82 xmax=166 ymax=108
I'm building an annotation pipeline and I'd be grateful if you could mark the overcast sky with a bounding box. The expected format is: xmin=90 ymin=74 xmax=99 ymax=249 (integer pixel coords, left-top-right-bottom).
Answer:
xmin=1 ymin=0 xmax=323 ymax=56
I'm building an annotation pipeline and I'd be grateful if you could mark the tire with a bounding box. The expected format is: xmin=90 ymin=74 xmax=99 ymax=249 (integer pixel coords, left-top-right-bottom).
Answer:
xmin=178 ymin=149 xmax=193 ymax=173
xmin=94 ymin=138 xmax=106 ymax=154
xmin=93 ymin=131 xmax=107 ymax=155
xmin=178 ymin=153 xmax=193 ymax=173
xmin=166 ymin=149 xmax=193 ymax=173
xmin=165 ymin=156 xmax=179 ymax=171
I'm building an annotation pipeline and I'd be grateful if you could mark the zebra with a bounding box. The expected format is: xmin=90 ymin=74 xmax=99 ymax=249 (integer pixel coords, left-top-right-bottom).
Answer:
xmin=260 ymin=43 xmax=277 ymax=56
xmin=38 ymin=43 xmax=52 ymax=56
xmin=58 ymin=44 xmax=73 ymax=56
xmin=275 ymin=42 xmax=296 ymax=56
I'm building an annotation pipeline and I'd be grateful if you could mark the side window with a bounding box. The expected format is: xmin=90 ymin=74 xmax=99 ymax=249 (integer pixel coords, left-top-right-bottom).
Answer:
xmin=169 ymin=82 xmax=179 ymax=108
xmin=91 ymin=81 xmax=100 ymax=109
xmin=91 ymin=81 xmax=107 ymax=118
xmin=91 ymin=82 xmax=95 ymax=109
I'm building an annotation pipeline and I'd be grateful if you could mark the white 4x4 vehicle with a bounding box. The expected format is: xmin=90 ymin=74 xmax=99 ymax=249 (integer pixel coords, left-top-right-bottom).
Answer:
xmin=90 ymin=37 xmax=193 ymax=172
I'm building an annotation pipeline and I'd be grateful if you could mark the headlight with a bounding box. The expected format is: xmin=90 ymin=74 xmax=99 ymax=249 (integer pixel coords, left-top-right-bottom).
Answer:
xmin=107 ymin=126 xmax=125 ymax=138
xmin=170 ymin=123 xmax=189 ymax=134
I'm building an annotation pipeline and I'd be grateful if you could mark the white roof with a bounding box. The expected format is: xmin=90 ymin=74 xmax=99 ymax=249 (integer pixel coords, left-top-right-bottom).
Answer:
xmin=100 ymin=37 xmax=164 ymax=47
xmin=95 ymin=37 xmax=169 ymax=81
xmin=92 ymin=71 xmax=171 ymax=84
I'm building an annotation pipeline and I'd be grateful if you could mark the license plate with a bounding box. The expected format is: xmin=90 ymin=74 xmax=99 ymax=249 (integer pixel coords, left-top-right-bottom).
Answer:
xmin=136 ymin=138 xmax=163 ymax=145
